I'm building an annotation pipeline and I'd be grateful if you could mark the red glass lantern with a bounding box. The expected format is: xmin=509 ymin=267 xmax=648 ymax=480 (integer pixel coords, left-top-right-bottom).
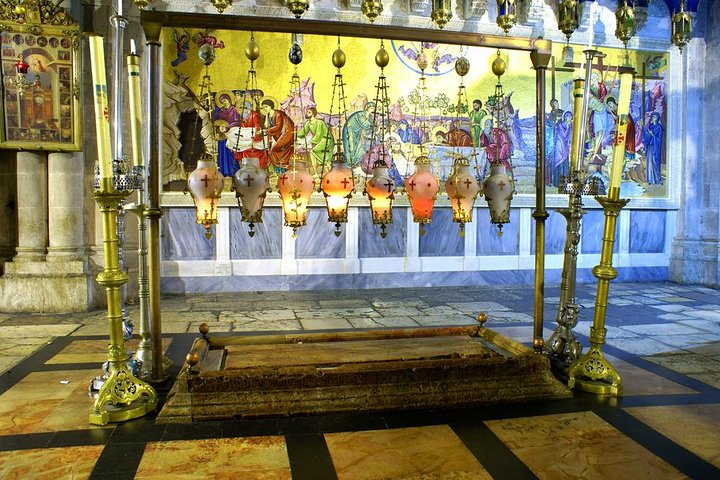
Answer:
xmin=321 ymin=152 xmax=354 ymax=237
xmin=278 ymin=154 xmax=315 ymax=237
xmin=15 ymin=55 xmax=28 ymax=75
xmin=187 ymin=153 xmax=224 ymax=239
xmin=364 ymin=159 xmax=395 ymax=238
xmin=406 ymin=155 xmax=439 ymax=236
xmin=444 ymin=157 xmax=480 ymax=237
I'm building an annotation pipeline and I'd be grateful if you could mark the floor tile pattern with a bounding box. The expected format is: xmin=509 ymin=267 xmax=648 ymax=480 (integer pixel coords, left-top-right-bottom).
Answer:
xmin=0 ymin=282 xmax=718 ymax=479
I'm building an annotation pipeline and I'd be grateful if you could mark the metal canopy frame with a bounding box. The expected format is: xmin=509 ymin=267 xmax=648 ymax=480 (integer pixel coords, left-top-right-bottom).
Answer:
xmin=139 ymin=12 xmax=551 ymax=381
xmin=140 ymin=11 xmax=552 ymax=55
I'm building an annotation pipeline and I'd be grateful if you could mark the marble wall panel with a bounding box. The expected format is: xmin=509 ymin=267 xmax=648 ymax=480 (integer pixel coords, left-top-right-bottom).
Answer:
xmin=630 ymin=210 xmax=666 ymax=253
xmin=358 ymin=208 xmax=407 ymax=258
xmin=582 ymin=209 xmax=618 ymax=254
xmin=296 ymin=208 xmax=346 ymax=259
xmin=162 ymin=208 xmax=215 ymax=260
xmin=531 ymin=209 xmax=567 ymax=254
xmin=419 ymin=208 xmax=464 ymax=257
xmin=476 ymin=209 xmax=520 ymax=256
xmin=230 ymin=208 xmax=282 ymax=260
xmin=160 ymin=266 xmax=669 ymax=293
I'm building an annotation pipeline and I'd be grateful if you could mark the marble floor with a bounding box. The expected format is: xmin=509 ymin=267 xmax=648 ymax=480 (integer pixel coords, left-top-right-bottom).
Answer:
xmin=0 ymin=281 xmax=719 ymax=479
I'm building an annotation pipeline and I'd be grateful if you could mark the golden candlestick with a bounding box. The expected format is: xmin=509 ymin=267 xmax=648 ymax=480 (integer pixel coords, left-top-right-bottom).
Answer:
xmin=568 ymin=67 xmax=635 ymax=396
xmin=88 ymin=34 xmax=157 ymax=425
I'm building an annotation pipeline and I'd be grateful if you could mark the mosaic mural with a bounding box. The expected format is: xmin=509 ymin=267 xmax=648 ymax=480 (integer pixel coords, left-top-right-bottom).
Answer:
xmin=161 ymin=29 xmax=669 ymax=199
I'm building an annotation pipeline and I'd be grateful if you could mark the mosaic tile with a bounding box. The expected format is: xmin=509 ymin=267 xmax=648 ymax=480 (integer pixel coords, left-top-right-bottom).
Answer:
xmin=135 ymin=437 xmax=291 ymax=479
xmin=0 ymin=445 xmax=103 ymax=479
xmin=325 ymin=425 xmax=492 ymax=480
xmin=486 ymin=411 xmax=685 ymax=480
xmin=625 ymin=404 xmax=720 ymax=468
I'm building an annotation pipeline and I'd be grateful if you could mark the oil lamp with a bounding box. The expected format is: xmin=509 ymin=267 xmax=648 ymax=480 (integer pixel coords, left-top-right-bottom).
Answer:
xmin=496 ymin=0 xmax=516 ymax=33
xmin=431 ymin=0 xmax=452 ymax=29
xmin=287 ymin=0 xmax=310 ymax=18
xmin=406 ymin=155 xmax=439 ymax=236
xmin=445 ymin=157 xmax=480 ymax=237
xmin=209 ymin=0 xmax=232 ymax=12
xmin=278 ymin=154 xmax=316 ymax=237
xmin=671 ymin=2 xmax=693 ymax=51
xmin=366 ymin=159 xmax=395 ymax=239
xmin=187 ymin=153 xmax=224 ymax=239
xmin=362 ymin=0 xmax=383 ymax=22
xmin=615 ymin=0 xmax=636 ymax=48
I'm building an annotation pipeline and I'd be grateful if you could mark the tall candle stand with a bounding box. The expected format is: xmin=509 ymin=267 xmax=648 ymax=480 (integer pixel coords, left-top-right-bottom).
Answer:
xmin=568 ymin=65 xmax=635 ymax=396
xmin=88 ymin=34 xmax=157 ymax=425
xmin=546 ymin=50 xmax=605 ymax=367
xmin=567 ymin=191 xmax=628 ymax=395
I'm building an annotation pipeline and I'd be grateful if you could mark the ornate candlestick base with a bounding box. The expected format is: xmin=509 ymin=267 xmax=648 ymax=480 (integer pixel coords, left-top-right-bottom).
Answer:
xmin=568 ymin=194 xmax=629 ymax=396
xmin=90 ymin=186 xmax=157 ymax=425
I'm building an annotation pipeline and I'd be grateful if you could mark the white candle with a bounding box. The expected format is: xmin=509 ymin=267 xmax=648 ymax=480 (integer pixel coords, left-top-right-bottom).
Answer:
xmin=130 ymin=38 xmax=136 ymax=55
xmin=117 ymin=0 xmax=122 ymax=17
xmin=89 ymin=34 xmax=113 ymax=181
xmin=608 ymin=71 xmax=633 ymax=194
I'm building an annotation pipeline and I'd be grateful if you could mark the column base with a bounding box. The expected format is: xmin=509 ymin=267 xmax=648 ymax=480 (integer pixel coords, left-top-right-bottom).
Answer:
xmin=0 ymin=257 xmax=93 ymax=313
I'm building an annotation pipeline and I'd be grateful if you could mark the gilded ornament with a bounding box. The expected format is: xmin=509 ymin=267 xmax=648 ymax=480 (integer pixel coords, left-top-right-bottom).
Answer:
xmin=332 ymin=47 xmax=346 ymax=69
xmin=131 ymin=0 xmax=152 ymax=8
xmin=361 ymin=0 xmax=383 ymax=22
xmin=454 ymin=56 xmax=469 ymax=77
xmin=491 ymin=55 xmax=506 ymax=77
xmin=287 ymin=0 xmax=310 ymax=18
xmin=209 ymin=0 xmax=233 ymax=12
xmin=375 ymin=46 xmax=389 ymax=68
xmin=245 ymin=38 xmax=260 ymax=61
xmin=495 ymin=0 xmax=516 ymax=33
xmin=615 ymin=2 xmax=636 ymax=46
xmin=671 ymin=5 xmax=693 ymax=51
xmin=558 ymin=0 xmax=579 ymax=39
xmin=431 ymin=0 xmax=452 ymax=29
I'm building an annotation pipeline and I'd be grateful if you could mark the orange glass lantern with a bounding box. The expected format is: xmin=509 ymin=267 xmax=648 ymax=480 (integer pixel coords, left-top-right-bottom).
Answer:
xmin=444 ymin=157 xmax=480 ymax=237
xmin=278 ymin=154 xmax=315 ymax=237
xmin=232 ymin=156 xmax=269 ymax=237
xmin=187 ymin=153 xmax=224 ymax=239
xmin=321 ymin=152 xmax=354 ymax=237
xmin=364 ymin=159 xmax=395 ymax=238
xmin=406 ymin=155 xmax=439 ymax=236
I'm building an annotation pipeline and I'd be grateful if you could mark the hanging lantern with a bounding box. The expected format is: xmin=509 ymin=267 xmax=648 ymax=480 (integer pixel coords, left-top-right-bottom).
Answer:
xmin=209 ymin=0 xmax=232 ymax=12
xmin=406 ymin=155 xmax=439 ymax=236
xmin=558 ymin=0 xmax=579 ymax=40
xmin=232 ymin=157 xmax=269 ymax=238
xmin=278 ymin=154 xmax=315 ymax=237
xmin=496 ymin=0 xmax=516 ymax=33
xmin=431 ymin=0 xmax=452 ymax=29
xmin=187 ymin=153 xmax=224 ymax=239
xmin=615 ymin=0 xmax=636 ymax=47
xmin=671 ymin=3 xmax=693 ymax=51
xmin=365 ymin=159 xmax=395 ymax=239
xmin=321 ymin=152 xmax=354 ymax=237
xmin=483 ymin=50 xmax=515 ymax=236
xmin=131 ymin=0 xmax=152 ymax=8
xmin=361 ymin=0 xmax=383 ymax=22
xmin=483 ymin=163 xmax=514 ymax=236
xmin=287 ymin=0 xmax=310 ymax=18
xmin=445 ymin=157 xmax=480 ymax=238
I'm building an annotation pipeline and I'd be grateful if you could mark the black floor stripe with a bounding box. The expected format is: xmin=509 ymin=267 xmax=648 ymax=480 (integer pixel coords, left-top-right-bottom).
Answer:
xmin=89 ymin=440 xmax=146 ymax=480
xmin=0 ymin=431 xmax=54 ymax=452
xmin=451 ymin=422 xmax=538 ymax=480
xmin=286 ymin=433 xmax=338 ymax=480
xmin=594 ymin=406 xmax=720 ymax=479
xmin=0 ymin=335 xmax=75 ymax=394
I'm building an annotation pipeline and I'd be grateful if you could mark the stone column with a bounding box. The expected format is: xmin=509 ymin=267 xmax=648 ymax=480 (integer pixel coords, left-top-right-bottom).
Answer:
xmin=14 ymin=151 xmax=47 ymax=260
xmin=47 ymin=152 xmax=86 ymax=260
xmin=0 ymin=150 xmax=17 ymax=269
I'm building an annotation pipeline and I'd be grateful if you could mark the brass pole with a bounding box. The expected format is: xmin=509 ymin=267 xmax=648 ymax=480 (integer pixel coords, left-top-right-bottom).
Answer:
xmin=143 ymin=22 xmax=167 ymax=382
xmin=530 ymin=50 xmax=551 ymax=353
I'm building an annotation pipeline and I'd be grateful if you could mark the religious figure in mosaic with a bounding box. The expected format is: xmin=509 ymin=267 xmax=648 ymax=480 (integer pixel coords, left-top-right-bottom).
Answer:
xmin=296 ymin=107 xmax=334 ymax=175
xmin=260 ymin=98 xmax=294 ymax=169
xmin=342 ymin=102 xmax=375 ymax=167
xmin=213 ymin=92 xmax=241 ymax=177
xmin=643 ymin=112 xmax=664 ymax=185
